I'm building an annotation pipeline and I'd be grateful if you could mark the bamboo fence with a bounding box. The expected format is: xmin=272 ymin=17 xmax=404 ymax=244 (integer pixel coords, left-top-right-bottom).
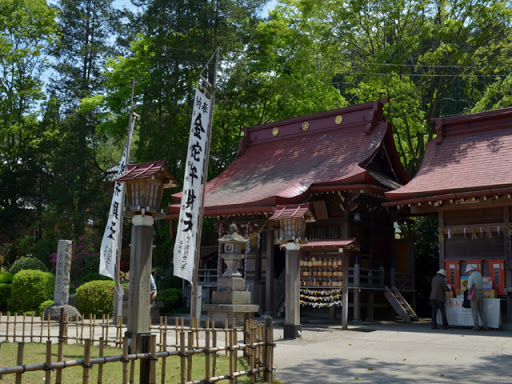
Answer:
xmin=0 ymin=312 xmax=274 ymax=384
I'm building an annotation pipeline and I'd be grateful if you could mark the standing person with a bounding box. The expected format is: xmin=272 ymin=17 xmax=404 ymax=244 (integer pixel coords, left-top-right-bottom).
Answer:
xmin=150 ymin=273 xmax=157 ymax=301
xmin=466 ymin=264 xmax=488 ymax=331
xmin=429 ymin=269 xmax=451 ymax=329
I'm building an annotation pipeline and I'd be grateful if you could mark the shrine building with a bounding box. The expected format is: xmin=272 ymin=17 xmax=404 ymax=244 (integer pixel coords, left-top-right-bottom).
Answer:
xmin=168 ymin=99 xmax=415 ymax=325
xmin=385 ymin=106 xmax=512 ymax=324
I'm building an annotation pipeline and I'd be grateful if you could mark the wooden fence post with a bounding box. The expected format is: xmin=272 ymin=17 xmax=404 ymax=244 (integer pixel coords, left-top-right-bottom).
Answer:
xmin=22 ymin=313 xmax=26 ymax=343
xmin=6 ymin=312 xmax=10 ymax=342
xmin=122 ymin=337 xmax=129 ymax=384
xmin=105 ymin=315 xmax=109 ymax=345
xmin=264 ymin=317 xmax=273 ymax=383
xmin=139 ymin=334 xmax=151 ymax=384
xmin=83 ymin=339 xmax=92 ymax=384
xmin=14 ymin=342 xmax=24 ymax=384
xmin=80 ymin=314 xmax=85 ymax=344
xmin=117 ymin=316 xmax=123 ymax=348
xmin=205 ymin=328 xmax=210 ymax=383
xmin=39 ymin=313 xmax=43 ymax=343
xmin=149 ymin=335 xmax=157 ymax=384
xmin=233 ymin=328 xmax=238 ymax=378
xmin=175 ymin=317 xmax=179 ymax=351
xmin=64 ymin=314 xmax=69 ymax=342
xmin=249 ymin=324 xmax=255 ymax=384
xmin=129 ymin=337 xmax=137 ymax=384
xmin=58 ymin=307 xmax=65 ymax=340
xmin=212 ymin=327 xmax=217 ymax=377
xmin=97 ymin=337 xmax=104 ymax=384
xmin=180 ymin=331 xmax=186 ymax=384
xmin=44 ymin=340 xmax=52 ymax=384
xmin=187 ymin=332 xmax=193 ymax=381
xmin=56 ymin=337 xmax=65 ymax=384
xmin=13 ymin=312 xmax=17 ymax=342
xmin=224 ymin=318 xmax=229 ymax=356
xmin=30 ymin=313 xmax=34 ymax=343
xmin=161 ymin=332 xmax=167 ymax=384
xmin=228 ymin=328 xmax=234 ymax=384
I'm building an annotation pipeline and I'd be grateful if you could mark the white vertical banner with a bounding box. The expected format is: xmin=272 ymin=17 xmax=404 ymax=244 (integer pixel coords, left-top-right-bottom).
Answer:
xmin=174 ymin=86 xmax=212 ymax=284
xmin=99 ymin=118 xmax=135 ymax=279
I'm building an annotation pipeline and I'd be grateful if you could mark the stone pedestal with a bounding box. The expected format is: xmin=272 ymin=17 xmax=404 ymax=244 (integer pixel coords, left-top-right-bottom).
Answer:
xmin=205 ymin=275 xmax=259 ymax=326
xmin=204 ymin=225 xmax=258 ymax=326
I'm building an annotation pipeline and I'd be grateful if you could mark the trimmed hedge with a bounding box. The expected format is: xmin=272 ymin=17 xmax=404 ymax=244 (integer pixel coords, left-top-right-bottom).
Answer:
xmin=0 ymin=283 xmax=12 ymax=310
xmin=0 ymin=272 xmax=13 ymax=284
xmin=74 ymin=280 xmax=115 ymax=316
xmin=8 ymin=270 xmax=55 ymax=313
xmin=39 ymin=299 xmax=54 ymax=315
xmin=157 ymin=288 xmax=183 ymax=314
xmin=10 ymin=257 xmax=48 ymax=275
xmin=78 ymin=272 xmax=112 ymax=286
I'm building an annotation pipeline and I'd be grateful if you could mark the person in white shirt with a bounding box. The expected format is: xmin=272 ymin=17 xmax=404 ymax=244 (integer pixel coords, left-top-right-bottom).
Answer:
xmin=150 ymin=274 xmax=157 ymax=301
xmin=466 ymin=264 xmax=488 ymax=331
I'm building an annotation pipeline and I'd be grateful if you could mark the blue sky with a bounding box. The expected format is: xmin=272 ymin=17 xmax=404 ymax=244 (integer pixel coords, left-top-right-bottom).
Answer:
xmin=113 ymin=0 xmax=277 ymax=17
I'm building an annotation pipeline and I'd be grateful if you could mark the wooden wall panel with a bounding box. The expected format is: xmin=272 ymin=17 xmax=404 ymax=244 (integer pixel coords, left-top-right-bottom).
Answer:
xmin=445 ymin=236 xmax=504 ymax=264
xmin=444 ymin=208 xmax=503 ymax=226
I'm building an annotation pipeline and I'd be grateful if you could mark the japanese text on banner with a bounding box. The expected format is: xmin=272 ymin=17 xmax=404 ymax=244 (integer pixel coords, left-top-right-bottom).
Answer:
xmin=99 ymin=119 xmax=135 ymax=279
xmin=173 ymin=87 xmax=211 ymax=284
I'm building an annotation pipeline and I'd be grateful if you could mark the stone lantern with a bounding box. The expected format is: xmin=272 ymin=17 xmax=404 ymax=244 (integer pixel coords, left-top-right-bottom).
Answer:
xmin=204 ymin=224 xmax=259 ymax=326
xmin=270 ymin=204 xmax=315 ymax=339
xmin=115 ymin=160 xmax=177 ymax=349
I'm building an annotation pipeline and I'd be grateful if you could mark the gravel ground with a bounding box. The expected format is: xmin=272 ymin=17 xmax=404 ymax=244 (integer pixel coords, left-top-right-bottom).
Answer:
xmin=272 ymin=319 xmax=512 ymax=384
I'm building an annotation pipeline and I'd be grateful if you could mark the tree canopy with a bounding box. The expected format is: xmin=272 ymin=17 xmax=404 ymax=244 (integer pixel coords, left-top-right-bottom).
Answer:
xmin=1 ymin=0 xmax=512 ymax=269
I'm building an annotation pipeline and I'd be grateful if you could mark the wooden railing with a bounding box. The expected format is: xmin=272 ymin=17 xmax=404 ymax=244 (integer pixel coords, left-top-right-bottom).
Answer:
xmin=0 ymin=313 xmax=274 ymax=384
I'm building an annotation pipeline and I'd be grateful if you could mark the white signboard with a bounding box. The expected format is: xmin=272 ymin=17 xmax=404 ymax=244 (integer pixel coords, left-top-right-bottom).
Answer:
xmin=99 ymin=119 xmax=135 ymax=279
xmin=173 ymin=87 xmax=211 ymax=284
xmin=438 ymin=298 xmax=501 ymax=328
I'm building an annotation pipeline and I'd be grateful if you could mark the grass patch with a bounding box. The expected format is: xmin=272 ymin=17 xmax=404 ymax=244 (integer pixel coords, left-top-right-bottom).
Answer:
xmin=0 ymin=342 xmax=259 ymax=383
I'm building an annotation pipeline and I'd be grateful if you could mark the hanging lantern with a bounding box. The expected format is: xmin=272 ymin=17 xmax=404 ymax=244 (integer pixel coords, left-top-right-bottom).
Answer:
xmin=269 ymin=203 xmax=315 ymax=244
xmin=115 ymin=160 xmax=178 ymax=219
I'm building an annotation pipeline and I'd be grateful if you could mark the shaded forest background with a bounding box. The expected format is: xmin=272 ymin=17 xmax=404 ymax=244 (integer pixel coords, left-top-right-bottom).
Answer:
xmin=1 ymin=0 xmax=512 ymax=303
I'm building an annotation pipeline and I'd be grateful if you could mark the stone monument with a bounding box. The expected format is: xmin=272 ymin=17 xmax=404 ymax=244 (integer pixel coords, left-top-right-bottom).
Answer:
xmin=204 ymin=224 xmax=259 ymax=326
xmin=44 ymin=240 xmax=81 ymax=320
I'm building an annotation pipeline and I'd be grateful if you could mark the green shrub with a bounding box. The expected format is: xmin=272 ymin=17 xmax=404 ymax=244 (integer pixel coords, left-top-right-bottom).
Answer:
xmin=8 ymin=270 xmax=55 ymax=313
xmin=78 ymin=273 xmax=112 ymax=286
xmin=74 ymin=280 xmax=115 ymax=316
xmin=157 ymin=288 xmax=183 ymax=314
xmin=39 ymin=299 xmax=54 ymax=315
xmin=0 ymin=283 xmax=12 ymax=310
xmin=0 ymin=272 xmax=13 ymax=284
xmin=9 ymin=257 xmax=48 ymax=275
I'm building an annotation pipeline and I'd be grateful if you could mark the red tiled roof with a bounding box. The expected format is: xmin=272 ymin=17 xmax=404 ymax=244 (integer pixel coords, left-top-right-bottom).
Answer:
xmin=169 ymin=99 xmax=407 ymax=217
xmin=386 ymin=106 xmax=512 ymax=205
xmin=116 ymin=159 xmax=178 ymax=186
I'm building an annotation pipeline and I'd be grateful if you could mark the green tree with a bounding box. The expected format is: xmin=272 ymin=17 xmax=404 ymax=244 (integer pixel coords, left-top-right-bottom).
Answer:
xmin=212 ymin=5 xmax=347 ymax=174
xmin=275 ymin=0 xmax=512 ymax=175
xmin=47 ymin=0 xmax=121 ymax=235
xmin=0 ymin=0 xmax=59 ymax=260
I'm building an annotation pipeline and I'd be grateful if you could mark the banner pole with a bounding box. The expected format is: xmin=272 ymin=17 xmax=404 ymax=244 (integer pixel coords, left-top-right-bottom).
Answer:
xmin=190 ymin=49 xmax=220 ymax=321
xmin=112 ymin=77 xmax=137 ymax=321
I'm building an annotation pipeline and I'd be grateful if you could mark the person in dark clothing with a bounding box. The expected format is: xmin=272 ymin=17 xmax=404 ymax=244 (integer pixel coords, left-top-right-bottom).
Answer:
xmin=429 ymin=269 xmax=451 ymax=329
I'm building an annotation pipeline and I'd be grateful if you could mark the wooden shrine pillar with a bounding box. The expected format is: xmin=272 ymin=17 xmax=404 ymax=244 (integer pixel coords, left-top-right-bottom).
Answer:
xmin=504 ymin=207 xmax=512 ymax=321
xmin=264 ymin=229 xmax=274 ymax=314
xmin=342 ymin=249 xmax=349 ymax=330
xmin=353 ymin=257 xmax=360 ymax=322
xmin=438 ymin=211 xmax=445 ymax=269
